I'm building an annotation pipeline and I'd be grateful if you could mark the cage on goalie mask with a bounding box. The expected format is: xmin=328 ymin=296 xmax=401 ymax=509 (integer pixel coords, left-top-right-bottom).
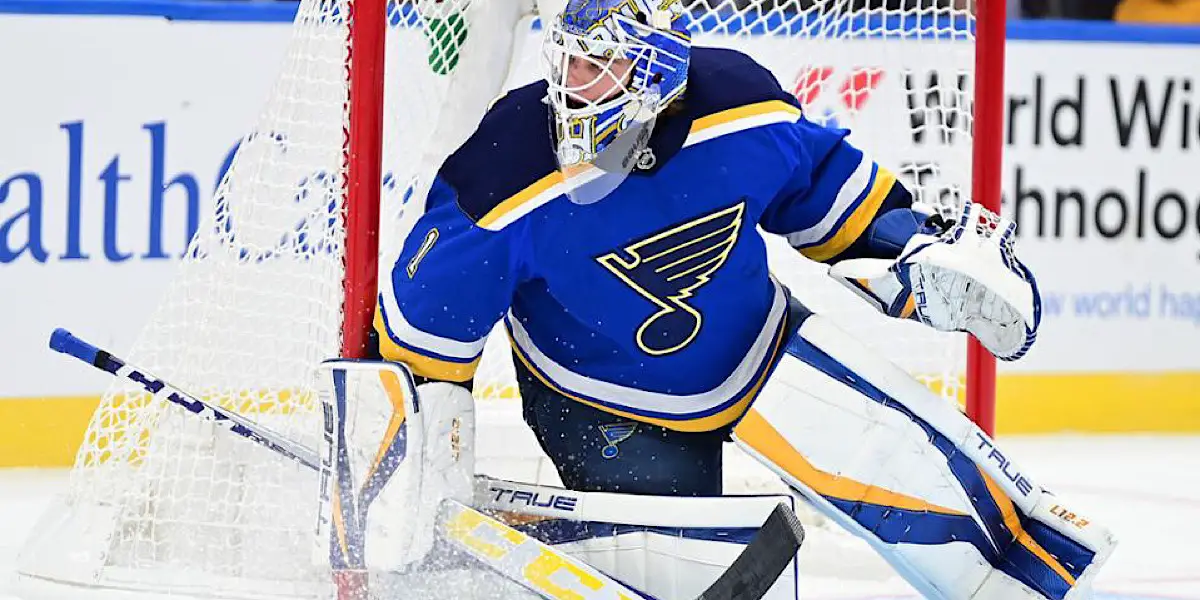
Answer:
xmin=543 ymin=0 xmax=690 ymax=180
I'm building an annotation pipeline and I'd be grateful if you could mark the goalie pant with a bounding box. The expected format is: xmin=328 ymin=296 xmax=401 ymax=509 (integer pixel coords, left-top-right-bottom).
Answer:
xmin=733 ymin=300 xmax=1116 ymax=600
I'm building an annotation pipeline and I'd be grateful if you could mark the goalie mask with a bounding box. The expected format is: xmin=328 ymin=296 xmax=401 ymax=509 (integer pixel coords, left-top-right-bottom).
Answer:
xmin=543 ymin=0 xmax=691 ymax=203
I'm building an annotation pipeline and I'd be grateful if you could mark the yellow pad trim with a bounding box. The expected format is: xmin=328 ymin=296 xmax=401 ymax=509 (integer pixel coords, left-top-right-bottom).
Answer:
xmin=360 ymin=369 xmax=409 ymax=492
xmin=735 ymin=408 xmax=965 ymax=515
xmin=443 ymin=501 xmax=639 ymax=600
xmin=978 ymin=468 xmax=1077 ymax=586
xmin=332 ymin=484 xmax=351 ymax=561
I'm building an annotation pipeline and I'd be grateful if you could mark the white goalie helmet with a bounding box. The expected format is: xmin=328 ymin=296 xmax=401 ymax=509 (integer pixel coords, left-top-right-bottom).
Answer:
xmin=542 ymin=0 xmax=692 ymax=181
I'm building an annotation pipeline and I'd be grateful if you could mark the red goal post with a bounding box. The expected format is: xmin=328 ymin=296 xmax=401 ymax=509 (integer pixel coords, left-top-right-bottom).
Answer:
xmin=341 ymin=0 xmax=387 ymax=363
xmin=967 ymin=0 xmax=1007 ymax=436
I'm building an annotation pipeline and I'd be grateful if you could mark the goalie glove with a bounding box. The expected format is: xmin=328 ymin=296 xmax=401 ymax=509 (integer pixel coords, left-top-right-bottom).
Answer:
xmin=829 ymin=201 xmax=1042 ymax=361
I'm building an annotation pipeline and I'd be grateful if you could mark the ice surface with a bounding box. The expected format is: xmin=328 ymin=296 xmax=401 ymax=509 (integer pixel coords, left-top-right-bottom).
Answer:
xmin=3 ymin=435 xmax=1199 ymax=600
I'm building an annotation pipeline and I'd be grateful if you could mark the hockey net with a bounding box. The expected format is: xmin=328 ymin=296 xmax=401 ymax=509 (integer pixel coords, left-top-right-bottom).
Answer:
xmin=16 ymin=0 xmax=999 ymax=598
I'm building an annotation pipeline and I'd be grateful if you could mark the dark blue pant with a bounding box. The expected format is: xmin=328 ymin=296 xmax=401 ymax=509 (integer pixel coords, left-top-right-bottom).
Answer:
xmin=514 ymin=293 xmax=811 ymax=498
xmin=516 ymin=360 xmax=727 ymax=497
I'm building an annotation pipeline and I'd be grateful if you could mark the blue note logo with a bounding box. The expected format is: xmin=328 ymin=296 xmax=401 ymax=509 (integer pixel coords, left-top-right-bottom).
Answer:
xmin=596 ymin=202 xmax=745 ymax=356
xmin=598 ymin=421 xmax=638 ymax=459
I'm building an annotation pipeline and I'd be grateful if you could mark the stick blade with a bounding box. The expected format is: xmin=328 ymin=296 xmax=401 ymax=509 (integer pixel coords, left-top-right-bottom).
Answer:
xmin=696 ymin=502 xmax=805 ymax=600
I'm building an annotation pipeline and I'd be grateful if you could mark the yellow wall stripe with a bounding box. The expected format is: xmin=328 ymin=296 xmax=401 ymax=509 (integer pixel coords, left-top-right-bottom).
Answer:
xmin=996 ymin=372 xmax=1200 ymax=434
xmin=977 ymin=467 xmax=1077 ymax=586
xmin=800 ymin=167 xmax=898 ymax=263
xmin=0 ymin=396 xmax=95 ymax=467
xmin=4 ymin=372 xmax=1200 ymax=467
xmin=735 ymin=408 xmax=966 ymax=515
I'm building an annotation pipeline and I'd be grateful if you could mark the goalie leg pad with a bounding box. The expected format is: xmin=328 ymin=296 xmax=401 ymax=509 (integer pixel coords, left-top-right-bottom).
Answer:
xmin=316 ymin=360 xmax=475 ymax=572
xmin=732 ymin=312 xmax=1116 ymax=600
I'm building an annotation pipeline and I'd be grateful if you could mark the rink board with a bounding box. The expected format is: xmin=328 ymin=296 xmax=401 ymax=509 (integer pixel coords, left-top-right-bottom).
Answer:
xmin=2 ymin=2 xmax=1200 ymax=467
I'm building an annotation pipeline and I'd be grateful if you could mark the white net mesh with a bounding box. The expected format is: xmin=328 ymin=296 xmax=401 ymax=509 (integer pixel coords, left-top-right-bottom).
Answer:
xmin=17 ymin=0 xmax=982 ymax=598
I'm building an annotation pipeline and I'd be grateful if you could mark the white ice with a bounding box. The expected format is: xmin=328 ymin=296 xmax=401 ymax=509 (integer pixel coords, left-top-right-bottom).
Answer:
xmin=3 ymin=434 xmax=1199 ymax=600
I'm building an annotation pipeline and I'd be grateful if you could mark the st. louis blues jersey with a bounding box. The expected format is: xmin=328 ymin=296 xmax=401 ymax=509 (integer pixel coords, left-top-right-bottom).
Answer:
xmin=374 ymin=47 xmax=913 ymax=432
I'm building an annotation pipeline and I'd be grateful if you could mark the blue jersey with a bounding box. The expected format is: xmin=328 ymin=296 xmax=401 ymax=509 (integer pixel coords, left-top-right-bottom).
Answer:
xmin=374 ymin=47 xmax=912 ymax=432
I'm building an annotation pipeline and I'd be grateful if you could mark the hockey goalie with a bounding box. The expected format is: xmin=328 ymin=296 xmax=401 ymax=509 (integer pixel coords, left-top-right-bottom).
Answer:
xmin=316 ymin=0 xmax=1117 ymax=598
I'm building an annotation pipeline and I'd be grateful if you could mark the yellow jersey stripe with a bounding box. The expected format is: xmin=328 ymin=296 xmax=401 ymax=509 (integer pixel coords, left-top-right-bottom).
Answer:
xmin=978 ymin=468 xmax=1078 ymax=586
xmin=507 ymin=310 xmax=789 ymax=433
xmin=734 ymin=408 xmax=967 ymax=516
xmin=479 ymin=100 xmax=801 ymax=231
xmin=689 ymin=100 xmax=802 ymax=137
xmin=477 ymin=163 xmax=599 ymax=231
xmin=375 ymin=310 xmax=480 ymax=382
xmin=477 ymin=171 xmax=564 ymax=229
xmin=382 ymin=343 xmax=480 ymax=383
xmin=800 ymin=167 xmax=898 ymax=263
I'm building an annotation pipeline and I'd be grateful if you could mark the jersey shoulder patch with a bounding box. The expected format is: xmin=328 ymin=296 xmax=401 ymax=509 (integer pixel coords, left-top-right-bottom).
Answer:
xmin=682 ymin=47 xmax=803 ymax=143
xmin=439 ymin=81 xmax=562 ymax=230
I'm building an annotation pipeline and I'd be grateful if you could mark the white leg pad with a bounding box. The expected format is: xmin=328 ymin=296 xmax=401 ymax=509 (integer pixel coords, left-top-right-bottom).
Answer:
xmin=733 ymin=314 xmax=1116 ymax=600
xmin=315 ymin=360 xmax=475 ymax=572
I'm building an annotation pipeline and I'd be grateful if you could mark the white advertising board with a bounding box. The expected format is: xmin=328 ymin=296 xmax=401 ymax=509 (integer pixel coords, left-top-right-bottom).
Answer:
xmin=0 ymin=15 xmax=290 ymax=395
xmin=1000 ymin=42 xmax=1200 ymax=371
xmin=2 ymin=10 xmax=1199 ymax=401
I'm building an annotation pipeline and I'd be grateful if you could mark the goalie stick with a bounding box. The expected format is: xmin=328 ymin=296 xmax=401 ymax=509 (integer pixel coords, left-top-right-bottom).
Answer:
xmin=48 ymin=328 xmax=321 ymax=469
xmin=49 ymin=328 xmax=804 ymax=600
xmin=697 ymin=502 xmax=804 ymax=600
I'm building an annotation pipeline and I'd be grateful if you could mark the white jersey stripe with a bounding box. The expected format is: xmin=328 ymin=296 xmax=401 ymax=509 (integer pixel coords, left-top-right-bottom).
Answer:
xmin=378 ymin=285 xmax=487 ymax=361
xmin=505 ymin=282 xmax=788 ymax=418
xmin=784 ymin=155 xmax=874 ymax=248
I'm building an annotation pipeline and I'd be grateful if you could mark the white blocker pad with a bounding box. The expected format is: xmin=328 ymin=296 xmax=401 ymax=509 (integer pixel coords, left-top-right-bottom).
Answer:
xmin=733 ymin=314 xmax=1116 ymax=600
xmin=479 ymin=480 xmax=800 ymax=600
xmin=315 ymin=360 xmax=475 ymax=572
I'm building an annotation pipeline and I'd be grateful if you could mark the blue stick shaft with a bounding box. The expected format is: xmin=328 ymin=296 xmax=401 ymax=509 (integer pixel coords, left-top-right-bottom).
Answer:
xmin=48 ymin=328 xmax=320 ymax=471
